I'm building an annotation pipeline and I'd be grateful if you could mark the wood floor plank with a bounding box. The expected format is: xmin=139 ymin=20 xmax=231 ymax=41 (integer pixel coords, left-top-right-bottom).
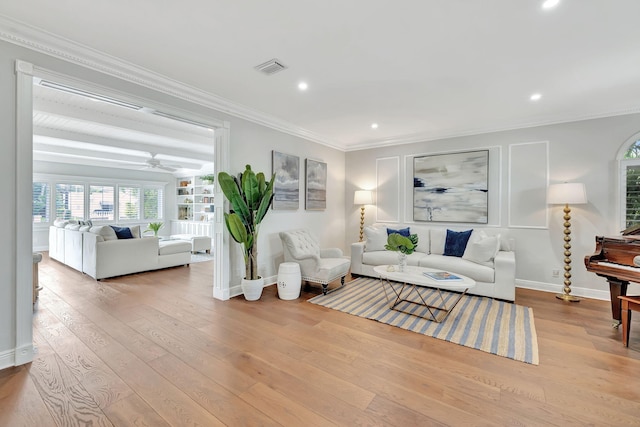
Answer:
xmin=148 ymin=352 xmax=281 ymax=426
xmin=102 ymin=394 xmax=171 ymax=427
xmin=238 ymin=382 xmax=335 ymax=427
xmin=0 ymin=366 xmax=53 ymax=427
xmin=2 ymin=254 xmax=640 ymax=426
xmin=29 ymin=354 xmax=112 ymax=427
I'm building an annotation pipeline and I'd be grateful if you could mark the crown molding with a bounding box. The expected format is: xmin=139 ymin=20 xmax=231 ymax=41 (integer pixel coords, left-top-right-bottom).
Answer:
xmin=345 ymin=108 xmax=640 ymax=152
xmin=0 ymin=15 xmax=345 ymax=151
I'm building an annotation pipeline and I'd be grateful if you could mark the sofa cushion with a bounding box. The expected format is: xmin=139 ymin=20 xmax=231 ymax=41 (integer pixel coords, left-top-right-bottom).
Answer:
xmin=362 ymin=251 xmax=423 ymax=267
xmin=418 ymin=254 xmax=495 ymax=283
xmin=158 ymin=240 xmax=192 ymax=255
xmin=89 ymin=225 xmax=118 ymax=241
xmin=364 ymin=226 xmax=388 ymax=252
xmin=110 ymin=226 xmax=134 ymax=239
xmin=387 ymin=227 xmax=410 ymax=237
xmin=444 ymin=229 xmax=472 ymax=257
xmin=79 ymin=225 xmax=91 ymax=232
xmin=463 ymin=230 xmax=500 ymax=267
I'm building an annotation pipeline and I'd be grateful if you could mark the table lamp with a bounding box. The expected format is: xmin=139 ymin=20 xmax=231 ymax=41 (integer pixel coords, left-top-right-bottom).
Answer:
xmin=548 ymin=182 xmax=588 ymax=302
xmin=354 ymin=190 xmax=373 ymax=242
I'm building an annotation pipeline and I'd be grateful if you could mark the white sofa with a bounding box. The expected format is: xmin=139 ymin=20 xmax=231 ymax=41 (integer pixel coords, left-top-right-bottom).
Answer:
xmin=351 ymin=224 xmax=516 ymax=301
xmin=49 ymin=221 xmax=191 ymax=280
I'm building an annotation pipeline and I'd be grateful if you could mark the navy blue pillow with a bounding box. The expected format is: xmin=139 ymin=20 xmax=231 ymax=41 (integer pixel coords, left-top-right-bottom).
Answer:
xmin=387 ymin=227 xmax=410 ymax=237
xmin=110 ymin=225 xmax=134 ymax=239
xmin=444 ymin=229 xmax=472 ymax=257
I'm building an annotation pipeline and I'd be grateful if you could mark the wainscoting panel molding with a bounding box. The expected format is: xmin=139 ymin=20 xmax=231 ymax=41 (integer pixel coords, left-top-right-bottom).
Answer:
xmin=508 ymin=141 xmax=549 ymax=228
xmin=376 ymin=157 xmax=400 ymax=223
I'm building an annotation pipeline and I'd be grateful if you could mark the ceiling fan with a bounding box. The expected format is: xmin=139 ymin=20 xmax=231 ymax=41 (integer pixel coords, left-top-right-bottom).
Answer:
xmin=138 ymin=153 xmax=181 ymax=172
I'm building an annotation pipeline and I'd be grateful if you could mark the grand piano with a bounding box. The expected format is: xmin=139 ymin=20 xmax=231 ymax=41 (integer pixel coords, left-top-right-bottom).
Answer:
xmin=585 ymin=231 xmax=640 ymax=326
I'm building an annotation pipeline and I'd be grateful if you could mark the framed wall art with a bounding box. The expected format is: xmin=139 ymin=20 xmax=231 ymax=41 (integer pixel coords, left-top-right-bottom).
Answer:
xmin=272 ymin=150 xmax=299 ymax=210
xmin=305 ymin=159 xmax=327 ymax=210
xmin=413 ymin=150 xmax=488 ymax=223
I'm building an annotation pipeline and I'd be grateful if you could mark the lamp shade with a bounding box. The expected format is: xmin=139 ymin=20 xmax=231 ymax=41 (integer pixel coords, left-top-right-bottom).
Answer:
xmin=354 ymin=190 xmax=373 ymax=205
xmin=547 ymin=182 xmax=587 ymax=205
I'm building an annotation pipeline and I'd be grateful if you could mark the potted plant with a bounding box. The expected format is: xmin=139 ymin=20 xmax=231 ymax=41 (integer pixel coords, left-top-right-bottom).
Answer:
xmin=218 ymin=164 xmax=275 ymax=300
xmin=145 ymin=221 xmax=164 ymax=237
xmin=385 ymin=233 xmax=419 ymax=272
xmin=200 ymin=174 xmax=215 ymax=185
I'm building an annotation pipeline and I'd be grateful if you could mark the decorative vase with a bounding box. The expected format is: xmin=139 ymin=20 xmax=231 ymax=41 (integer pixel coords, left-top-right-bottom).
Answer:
xmin=241 ymin=277 xmax=264 ymax=301
xmin=397 ymin=252 xmax=407 ymax=272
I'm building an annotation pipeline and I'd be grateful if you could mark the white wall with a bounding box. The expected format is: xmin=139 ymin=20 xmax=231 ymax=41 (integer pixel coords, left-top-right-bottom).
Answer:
xmin=226 ymin=118 xmax=346 ymax=288
xmin=345 ymin=113 xmax=640 ymax=299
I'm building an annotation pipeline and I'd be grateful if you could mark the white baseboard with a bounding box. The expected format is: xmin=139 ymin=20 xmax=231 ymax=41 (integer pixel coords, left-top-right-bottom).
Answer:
xmin=0 ymin=344 xmax=33 ymax=370
xmin=0 ymin=349 xmax=15 ymax=370
xmin=229 ymin=275 xmax=277 ymax=299
xmin=516 ymin=279 xmax=610 ymax=301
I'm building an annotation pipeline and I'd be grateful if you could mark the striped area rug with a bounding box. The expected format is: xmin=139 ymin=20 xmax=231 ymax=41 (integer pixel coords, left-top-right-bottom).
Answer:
xmin=308 ymin=277 xmax=539 ymax=364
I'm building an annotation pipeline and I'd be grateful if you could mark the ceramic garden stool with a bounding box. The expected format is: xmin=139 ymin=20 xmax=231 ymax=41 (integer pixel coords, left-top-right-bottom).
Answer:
xmin=277 ymin=262 xmax=302 ymax=300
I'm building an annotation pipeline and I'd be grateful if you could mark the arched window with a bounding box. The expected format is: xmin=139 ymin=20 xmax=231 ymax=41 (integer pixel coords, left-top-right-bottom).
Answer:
xmin=621 ymin=138 xmax=640 ymax=228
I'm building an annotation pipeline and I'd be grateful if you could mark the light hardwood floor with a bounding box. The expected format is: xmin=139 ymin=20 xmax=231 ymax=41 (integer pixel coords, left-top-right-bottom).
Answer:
xmin=1 ymin=253 xmax=640 ymax=426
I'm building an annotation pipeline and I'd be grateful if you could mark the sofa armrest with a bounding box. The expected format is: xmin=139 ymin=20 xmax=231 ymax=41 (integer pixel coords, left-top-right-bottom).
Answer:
xmin=350 ymin=242 xmax=366 ymax=275
xmin=493 ymin=250 xmax=516 ymax=301
xmin=320 ymin=248 xmax=343 ymax=258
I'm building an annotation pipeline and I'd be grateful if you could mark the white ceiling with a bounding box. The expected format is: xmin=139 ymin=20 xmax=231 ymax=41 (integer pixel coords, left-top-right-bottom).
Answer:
xmin=2 ymin=0 xmax=640 ymax=152
xmin=32 ymin=82 xmax=215 ymax=175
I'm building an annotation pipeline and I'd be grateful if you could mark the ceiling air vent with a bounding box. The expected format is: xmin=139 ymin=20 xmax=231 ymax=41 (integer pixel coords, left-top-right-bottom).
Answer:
xmin=254 ymin=58 xmax=288 ymax=75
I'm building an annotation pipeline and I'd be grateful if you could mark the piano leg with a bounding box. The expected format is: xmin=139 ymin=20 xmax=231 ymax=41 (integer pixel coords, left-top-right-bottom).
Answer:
xmin=608 ymin=279 xmax=628 ymax=328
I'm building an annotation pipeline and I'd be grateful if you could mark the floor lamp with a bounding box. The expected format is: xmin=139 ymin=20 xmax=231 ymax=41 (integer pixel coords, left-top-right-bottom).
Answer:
xmin=354 ymin=190 xmax=373 ymax=242
xmin=548 ymin=182 xmax=588 ymax=302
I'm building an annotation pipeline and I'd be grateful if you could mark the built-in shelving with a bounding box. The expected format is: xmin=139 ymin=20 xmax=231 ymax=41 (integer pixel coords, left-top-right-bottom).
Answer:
xmin=176 ymin=176 xmax=215 ymax=222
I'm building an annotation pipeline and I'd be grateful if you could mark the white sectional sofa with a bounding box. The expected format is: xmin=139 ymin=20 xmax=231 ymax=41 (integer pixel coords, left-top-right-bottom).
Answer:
xmin=351 ymin=223 xmax=516 ymax=301
xmin=49 ymin=221 xmax=191 ymax=280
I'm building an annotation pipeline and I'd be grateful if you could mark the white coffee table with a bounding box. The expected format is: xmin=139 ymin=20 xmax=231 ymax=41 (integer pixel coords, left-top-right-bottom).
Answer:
xmin=373 ymin=265 xmax=476 ymax=323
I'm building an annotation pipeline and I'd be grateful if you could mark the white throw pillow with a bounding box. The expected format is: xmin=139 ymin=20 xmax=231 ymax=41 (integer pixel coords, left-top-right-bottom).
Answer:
xmin=430 ymin=229 xmax=446 ymax=255
xmin=89 ymin=225 xmax=118 ymax=241
xmin=64 ymin=223 xmax=81 ymax=231
xmin=463 ymin=230 xmax=500 ymax=266
xmin=129 ymin=225 xmax=141 ymax=238
xmin=364 ymin=226 xmax=388 ymax=252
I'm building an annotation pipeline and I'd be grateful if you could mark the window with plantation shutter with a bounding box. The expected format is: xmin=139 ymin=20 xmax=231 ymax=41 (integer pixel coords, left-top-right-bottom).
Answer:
xmin=118 ymin=186 xmax=140 ymax=220
xmin=89 ymin=185 xmax=115 ymax=221
xmin=622 ymin=140 xmax=640 ymax=228
xmin=55 ymin=183 xmax=85 ymax=220
xmin=33 ymin=182 xmax=50 ymax=223
xmin=143 ymin=187 xmax=163 ymax=220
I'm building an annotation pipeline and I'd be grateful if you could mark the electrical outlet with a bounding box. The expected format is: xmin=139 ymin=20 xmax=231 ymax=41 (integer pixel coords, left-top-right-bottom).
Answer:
xmin=552 ymin=269 xmax=560 ymax=278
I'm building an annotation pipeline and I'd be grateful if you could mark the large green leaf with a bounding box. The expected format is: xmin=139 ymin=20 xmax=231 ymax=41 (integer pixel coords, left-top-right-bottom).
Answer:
xmin=242 ymin=166 xmax=260 ymax=209
xmin=224 ymin=212 xmax=248 ymax=245
xmin=218 ymin=171 xmax=240 ymax=202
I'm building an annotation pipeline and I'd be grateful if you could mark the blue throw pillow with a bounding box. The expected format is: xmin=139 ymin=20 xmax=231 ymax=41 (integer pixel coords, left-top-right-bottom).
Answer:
xmin=387 ymin=227 xmax=410 ymax=237
xmin=110 ymin=225 xmax=134 ymax=239
xmin=444 ymin=229 xmax=473 ymax=257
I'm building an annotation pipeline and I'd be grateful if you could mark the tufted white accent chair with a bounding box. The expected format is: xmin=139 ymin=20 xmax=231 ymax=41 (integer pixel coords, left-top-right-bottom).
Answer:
xmin=279 ymin=229 xmax=351 ymax=295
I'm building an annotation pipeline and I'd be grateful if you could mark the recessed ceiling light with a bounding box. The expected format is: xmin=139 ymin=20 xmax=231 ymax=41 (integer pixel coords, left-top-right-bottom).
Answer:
xmin=371 ymin=123 xmax=379 ymax=129
xmin=298 ymin=82 xmax=308 ymax=91
xmin=530 ymin=93 xmax=542 ymax=101
xmin=542 ymin=0 xmax=560 ymax=10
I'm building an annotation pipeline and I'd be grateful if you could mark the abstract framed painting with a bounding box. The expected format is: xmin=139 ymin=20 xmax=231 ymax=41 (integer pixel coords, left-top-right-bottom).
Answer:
xmin=305 ymin=159 xmax=327 ymax=210
xmin=272 ymin=150 xmax=299 ymax=210
xmin=413 ymin=150 xmax=488 ymax=223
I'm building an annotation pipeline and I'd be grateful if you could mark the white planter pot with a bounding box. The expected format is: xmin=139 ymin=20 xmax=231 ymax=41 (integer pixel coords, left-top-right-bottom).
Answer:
xmin=241 ymin=277 xmax=264 ymax=301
